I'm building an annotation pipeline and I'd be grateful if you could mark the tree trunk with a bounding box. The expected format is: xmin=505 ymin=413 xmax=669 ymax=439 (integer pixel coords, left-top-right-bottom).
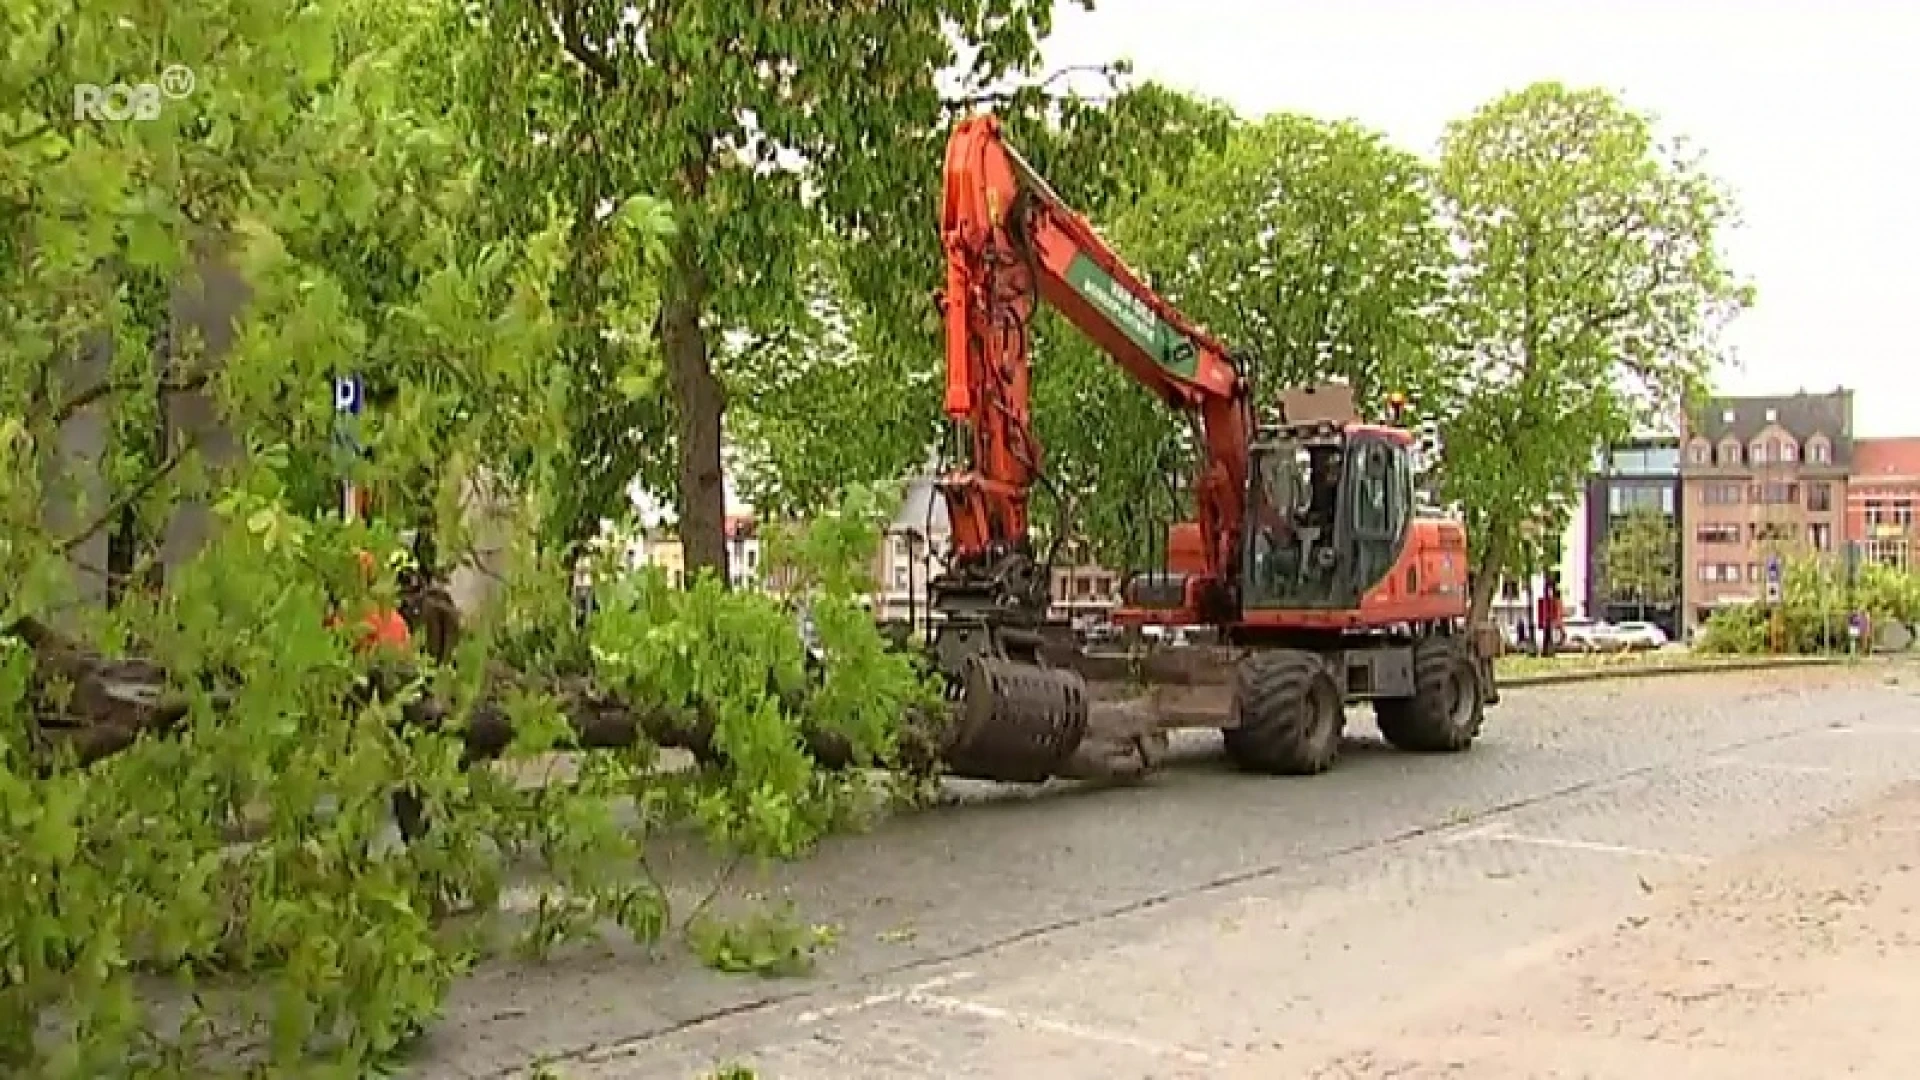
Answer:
xmin=1468 ymin=538 xmax=1504 ymax=629
xmin=661 ymin=231 xmax=728 ymax=586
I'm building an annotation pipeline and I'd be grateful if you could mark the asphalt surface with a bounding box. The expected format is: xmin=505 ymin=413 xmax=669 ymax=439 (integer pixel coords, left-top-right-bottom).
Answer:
xmin=411 ymin=661 xmax=1920 ymax=1078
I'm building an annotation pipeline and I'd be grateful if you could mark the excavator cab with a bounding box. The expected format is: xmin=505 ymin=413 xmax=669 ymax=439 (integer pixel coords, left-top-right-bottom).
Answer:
xmin=1242 ymin=421 xmax=1415 ymax=613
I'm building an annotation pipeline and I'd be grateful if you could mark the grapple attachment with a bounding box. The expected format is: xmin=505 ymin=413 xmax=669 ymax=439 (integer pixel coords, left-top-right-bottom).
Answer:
xmin=941 ymin=656 xmax=1089 ymax=783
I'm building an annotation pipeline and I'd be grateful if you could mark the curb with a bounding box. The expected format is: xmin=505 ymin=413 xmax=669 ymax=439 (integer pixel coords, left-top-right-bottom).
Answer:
xmin=1498 ymin=655 xmax=1847 ymax=689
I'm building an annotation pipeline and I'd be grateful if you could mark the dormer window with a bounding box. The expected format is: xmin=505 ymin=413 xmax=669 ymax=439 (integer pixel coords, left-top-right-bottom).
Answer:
xmin=1688 ymin=438 xmax=1712 ymax=464
xmin=1765 ymin=408 xmax=1778 ymax=423
xmin=1781 ymin=439 xmax=1797 ymax=462
xmin=1750 ymin=440 xmax=1769 ymax=464
xmin=1722 ymin=409 xmax=1736 ymax=423
xmin=1718 ymin=438 xmax=1742 ymax=465
xmin=1807 ymin=436 xmax=1832 ymax=464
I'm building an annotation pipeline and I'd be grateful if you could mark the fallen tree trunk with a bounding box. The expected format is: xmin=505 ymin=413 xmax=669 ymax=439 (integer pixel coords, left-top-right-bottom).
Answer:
xmin=13 ymin=617 xmax=1157 ymax=787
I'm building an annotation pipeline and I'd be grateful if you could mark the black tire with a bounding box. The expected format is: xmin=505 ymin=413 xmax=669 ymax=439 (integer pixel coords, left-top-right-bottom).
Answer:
xmin=1223 ymin=648 xmax=1346 ymax=775
xmin=1373 ymin=634 xmax=1483 ymax=753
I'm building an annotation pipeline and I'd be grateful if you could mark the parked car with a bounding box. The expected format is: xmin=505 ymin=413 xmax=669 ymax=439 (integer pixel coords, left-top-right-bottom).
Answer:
xmin=1560 ymin=617 xmax=1604 ymax=652
xmin=1607 ymin=621 xmax=1669 ymax=651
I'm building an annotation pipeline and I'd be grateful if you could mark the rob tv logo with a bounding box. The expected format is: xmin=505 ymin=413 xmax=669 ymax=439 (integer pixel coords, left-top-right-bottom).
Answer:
xmin=74 ymin=65 xmax=195 ymax=122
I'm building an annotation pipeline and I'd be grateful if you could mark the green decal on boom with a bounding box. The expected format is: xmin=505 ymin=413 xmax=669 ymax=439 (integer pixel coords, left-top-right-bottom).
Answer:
xmin=1062 ymin=253 xmax=1199 ymax=380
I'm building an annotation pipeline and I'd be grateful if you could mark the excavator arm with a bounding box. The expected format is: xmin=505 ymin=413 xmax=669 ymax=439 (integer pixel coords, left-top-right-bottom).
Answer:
xmin=934 ymin=113 xmax=1253 ymax=626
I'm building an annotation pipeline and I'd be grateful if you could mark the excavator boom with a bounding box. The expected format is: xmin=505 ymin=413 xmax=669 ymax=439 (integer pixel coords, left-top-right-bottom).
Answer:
xmin=935 ymin=113 xmax=1252 ymax=628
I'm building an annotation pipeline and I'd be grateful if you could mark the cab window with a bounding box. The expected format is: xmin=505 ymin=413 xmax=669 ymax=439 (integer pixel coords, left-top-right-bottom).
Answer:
xmin=1353 ymin=442 xmax=1392 ymax=538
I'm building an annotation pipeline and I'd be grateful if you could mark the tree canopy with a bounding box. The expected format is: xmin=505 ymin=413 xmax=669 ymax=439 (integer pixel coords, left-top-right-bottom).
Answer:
xmin=1432 ymin=82 xmax=1752 ymax=620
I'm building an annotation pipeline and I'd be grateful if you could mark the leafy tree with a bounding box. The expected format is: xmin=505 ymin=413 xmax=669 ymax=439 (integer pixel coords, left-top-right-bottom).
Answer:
xmin=1597 ymin=506 xmax=1678 ymax=611
xmin=1 ymin=1 xmax=925 ymax=1072
xmin=1028 ymin=111 xmax=1453 ymax=568
xmin=469 ymin=2 xmax=1224 ymax=579
xmin=1433 ymin=82 xmax=1753 ymax=624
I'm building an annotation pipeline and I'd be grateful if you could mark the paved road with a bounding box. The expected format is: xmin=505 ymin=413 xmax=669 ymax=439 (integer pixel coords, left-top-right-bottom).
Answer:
xmin=413 ymin=662 xmax=1920 ymax=1078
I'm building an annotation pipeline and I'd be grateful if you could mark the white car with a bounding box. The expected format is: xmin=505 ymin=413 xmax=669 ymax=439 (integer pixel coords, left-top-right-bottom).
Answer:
xmin=1560 ymin=617 xmax=1604 ymax=652
xmin=1607 ymin=621 xmax=1669 ymax=651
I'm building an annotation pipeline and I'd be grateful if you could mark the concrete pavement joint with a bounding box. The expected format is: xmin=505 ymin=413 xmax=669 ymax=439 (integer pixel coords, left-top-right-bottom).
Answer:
xmin=478 ymin=698 xmax=1843 ymax=1075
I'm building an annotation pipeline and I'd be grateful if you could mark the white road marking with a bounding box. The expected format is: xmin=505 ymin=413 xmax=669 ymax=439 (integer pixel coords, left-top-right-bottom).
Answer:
xmin=1482 ymin=830 xmax=1711 ymax=866
xmin=1436 ymin=823 xmax=1505 ymax=847
xmin=1821 ymin=724 xmax=1920 ymax=736
xmin=1705 ymin=758 xmax=1842 ymax=776
xmin=790 ymin=971 xmax=1214 ymax=1064
xmin=903 ymin=990 xmax=1216 ymax=1065
xmin=792 ymin=972 xmax=977 ymax=1026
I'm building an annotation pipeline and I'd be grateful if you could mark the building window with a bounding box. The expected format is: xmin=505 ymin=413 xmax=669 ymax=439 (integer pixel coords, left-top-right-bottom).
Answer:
xmin=1764 ymin=408 xmax=1778 ymax=423
xmin=1609 ymin=485 xmax=1668 ymax=516
xmin=1722 ymin=409 xmax=1736 ymax=424
xmin=1862 ymin=499 xmax=1911 ymax=528
xmin=1866 ymin=536 xmax=1910 ymax=571
xmin=1750 ymin=440 xmax=1769 ymax=464
xmin=1717 ymin=439 xmax=1742 ymax=465
xmin=1701 ymin=482 xmax=1743 ymax=505
xmin=1688 ymin=439 xmax=1711 ymax=465
xmin=1751 ymin=523 xmax=1794 ymax=544
xmin=1696 ymin=523 xmax=1740 ymax=544
xmin=1698 ymin=562 xmax=1744 ymax=583
xmin=1747 ymin=563 xmax=1761 ymax=583
xmin=1809 ymin=522 xmax=1832 ymax=551
xmin=1781 ymin=440 xmax=1797 ymax=462
xmin=1749 ymin=482 xmax=1799 ymax=505
xmin=1807 ymin=438 xmax=1831 ymax=464
xmin=1807 ymin=482 xmax=1832 ymax=512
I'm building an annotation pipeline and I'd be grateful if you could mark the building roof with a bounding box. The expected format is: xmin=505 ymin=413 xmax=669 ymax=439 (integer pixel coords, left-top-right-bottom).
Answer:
xmin=1852 ymin=437 xmax=1920 ymax=482
xmin=1684 ymin=389 xmax=1854 ymax=464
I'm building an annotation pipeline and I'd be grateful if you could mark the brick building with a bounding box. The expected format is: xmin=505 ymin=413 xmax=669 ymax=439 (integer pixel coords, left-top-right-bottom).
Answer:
xmin=1847 ymin=437 xmax=1920 ymax=571
xmin=1678 ymin=390 xmax=1853 ymax=630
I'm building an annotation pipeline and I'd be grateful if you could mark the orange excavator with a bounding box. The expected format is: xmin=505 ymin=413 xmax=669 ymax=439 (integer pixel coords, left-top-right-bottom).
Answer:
xmin=927 ymin=113 xmax=1500 ymax=782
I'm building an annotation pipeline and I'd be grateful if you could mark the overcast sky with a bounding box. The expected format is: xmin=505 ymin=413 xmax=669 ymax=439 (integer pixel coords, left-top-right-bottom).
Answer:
xmin=1042 ymin=0 xmax=1919 ymax=436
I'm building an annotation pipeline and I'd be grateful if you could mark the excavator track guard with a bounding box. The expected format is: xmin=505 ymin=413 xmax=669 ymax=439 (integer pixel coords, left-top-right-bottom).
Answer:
xmin=941 ymin=655 xmax=1089 ymax=783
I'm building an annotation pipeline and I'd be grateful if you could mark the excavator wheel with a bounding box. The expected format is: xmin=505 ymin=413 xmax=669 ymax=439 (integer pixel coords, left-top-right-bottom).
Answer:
xmin=1373 ymin=633 xmax=1483 ymax=753
xmin=1223 ymin=648 xmax=1345 ymax=775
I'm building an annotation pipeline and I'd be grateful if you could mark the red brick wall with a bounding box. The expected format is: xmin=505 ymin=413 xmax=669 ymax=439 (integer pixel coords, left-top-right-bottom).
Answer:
xmin=1847 ymin=438 xmax=1920 ymax=557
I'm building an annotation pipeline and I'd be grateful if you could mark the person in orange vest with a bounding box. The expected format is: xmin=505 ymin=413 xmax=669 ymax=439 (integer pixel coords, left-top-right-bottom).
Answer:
xmin=327 ymin=548 xmax=412 ymax=655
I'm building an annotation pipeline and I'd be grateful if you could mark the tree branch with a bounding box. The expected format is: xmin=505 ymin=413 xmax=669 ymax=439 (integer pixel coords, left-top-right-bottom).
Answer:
xmin=53 ymin=370 xmax=212 ymax=428
xmin=557 ymin=1 xmax=619 ymax=86
xmin=57 ymin=441 xmax=193 ymax=556
xmin=941 ymin=64 xmax=1123 ymax=110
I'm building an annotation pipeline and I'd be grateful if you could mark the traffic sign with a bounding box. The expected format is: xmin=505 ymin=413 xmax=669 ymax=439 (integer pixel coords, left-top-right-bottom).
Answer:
xmin=333 ymin=374 xmax=362 ymax=415
xmin=1764 ymin=554 xmax=1782 ymax=604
